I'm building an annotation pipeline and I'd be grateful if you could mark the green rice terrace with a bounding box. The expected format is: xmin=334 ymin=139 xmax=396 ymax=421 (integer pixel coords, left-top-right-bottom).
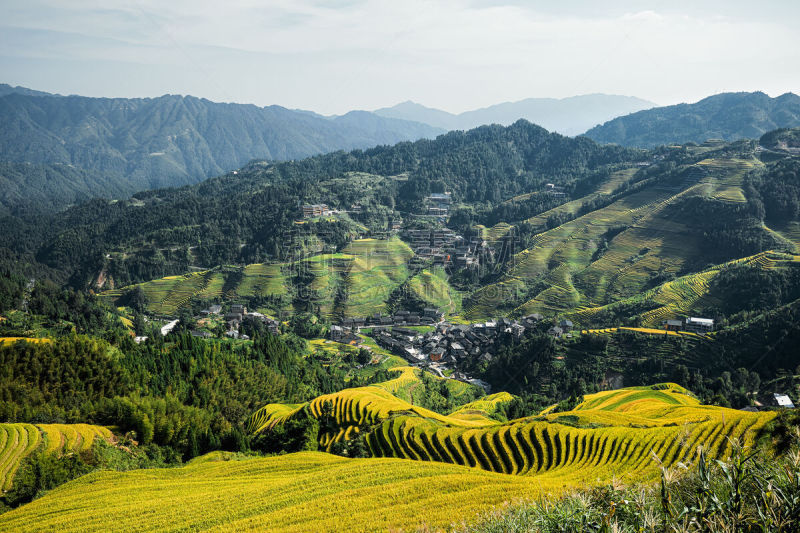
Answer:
xmin=104 ymin=237 xmax=453 ymax=319
xmin=463 ymin=154 xmax=791 ymax=321
xmin=103 ymin=146 xmax=800 ymax=335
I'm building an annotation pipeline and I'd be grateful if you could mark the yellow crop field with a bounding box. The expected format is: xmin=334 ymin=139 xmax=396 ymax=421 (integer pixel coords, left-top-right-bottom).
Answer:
xmin=0 ymin=337 xmax=52 ymax=345
xmin=0 ymin=423 xmax=112 ymax=491
xmin=449 ymin=392 xmax=515 ymax=423
xmin=573 ymin=384 xmax=697 ymax=411
xmin=580 ymin=327 xmax=700 ymax=339
xmin=250 ymin=371 xmax=774 ymax=487
xmin=363 ymin=385 xmax=769 ymax=479
xmin=37 ymin=424 xmax=114 ymax=455
xmin=367 ymin=365 xmax=420 ymax=397
xmin=0 ymin=451 xmax=568 ymax=533
xmin=0 ymin=424 xmax=40 ymax=491
xmin=0 ymin=383 xmax=777 ymax=532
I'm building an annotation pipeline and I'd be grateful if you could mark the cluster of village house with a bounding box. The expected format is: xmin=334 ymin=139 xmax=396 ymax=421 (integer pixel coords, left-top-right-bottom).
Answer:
xmin=426 ymin=192 xmax=451 ymax=217
xmin=370 ymin=315 xmax=551 ymax=366
xmin=330 ymin=311 xmax=722 ymax=382
xmin=148 ymin=299 xmax=713 ymax=355
xmin=158 ymin=193 xmax=716 ymax=386
xmin=331 ymin=311 xmax=560 ymax=374
xmin=145 ymin=299 xmax=794 ymax=409
xmin=302 ymin=193 xmax=482 ymax=270
xmin=190 ymin=303 xmax=281 ymax=340
xmin=404 ymin=227 xmax=481 ymax=269
xmin=301 ymin=204 xmax=334 ymax=218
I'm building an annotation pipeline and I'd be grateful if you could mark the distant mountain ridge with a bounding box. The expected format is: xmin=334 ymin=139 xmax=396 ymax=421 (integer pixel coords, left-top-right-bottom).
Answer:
xmin=0 ymin=83 xmax=55 ymax=98
xmin=374 ymin=94 xmax=656 ymax=135
xmin=0 ymin=87 xmax=443 ymax=212
xmin=584 ymin=92 xmax=800 ymax=147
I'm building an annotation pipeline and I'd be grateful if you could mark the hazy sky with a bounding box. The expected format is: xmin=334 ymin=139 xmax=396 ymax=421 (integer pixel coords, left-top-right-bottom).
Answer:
xmin=2 ymin=0 xmax=798 ymax=114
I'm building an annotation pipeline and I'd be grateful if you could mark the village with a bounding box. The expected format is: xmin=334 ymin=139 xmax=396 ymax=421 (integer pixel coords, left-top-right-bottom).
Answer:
xmin=195 ymin=301 xmax=719 ymax=394
xmin=139 ymin=188 xmax=719 ymax=394
xmin=303 ymin=192 xmax=484 ymax=271
xmin=326 ymin=311 xmax=573 ymax=391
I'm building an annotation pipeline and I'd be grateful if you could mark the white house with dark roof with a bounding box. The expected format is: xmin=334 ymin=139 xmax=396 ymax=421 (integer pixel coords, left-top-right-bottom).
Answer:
xmin=773 ymin=393 xmax=795 ymax=409
xmin=685 ymin=317 xmax=714 ymax=334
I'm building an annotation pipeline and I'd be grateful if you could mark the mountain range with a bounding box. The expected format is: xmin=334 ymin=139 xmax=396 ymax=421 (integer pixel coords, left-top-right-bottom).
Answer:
xmin=374 ymin=94 xmax=656 ymax=135
xmin=0 ymin=86 xmax=442 ymax=213
xmin=4 ymin=85 xmax=800 ymax=216
xmin=584 ymin=91 xmax=800 ymax=147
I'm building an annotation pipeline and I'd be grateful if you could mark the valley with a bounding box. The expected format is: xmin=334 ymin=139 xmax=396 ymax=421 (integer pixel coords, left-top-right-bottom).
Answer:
xmin=1 ymin=95 xmax=799 ymax=531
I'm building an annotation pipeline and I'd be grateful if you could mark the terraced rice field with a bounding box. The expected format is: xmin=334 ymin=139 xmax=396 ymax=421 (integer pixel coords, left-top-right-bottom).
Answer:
xmin=573 ymin=384 xmax=697 ymax=411
xmin=106 ymin=237 xmax=415 ymax=319
xmin=362 ymin=385 xmax=769 ymax=479
xmin=580 ymin=327 xmax=700 ymax=339
xmin=449 ymin=392 xmax=515 ymax=422
xmin=476 ymin=222 xmax=514 ymax=245
xmin=697 ymin=157 xmax=761 ymax=204
xmin=405 ymin=267 xmax=461 ymax=314
xmin=249 ymin=366 xmax=493 ymax=446
xmin=0 ymin=451 xmax=565 ymax=533
xmin=465 ymin=157 xmax=773 ymax=320
xmin=338 ymin=239 xmax=414 ymax=318
xmin=0 ymin=424 xmax=40 ymax=491
xmin=524 ymin=168 xmax=639 ymax=229
xmin=0 ymin=423 xmax=112 ymax=491
xmin=127 ymin=275 xmax=183 ymax=315
xmin=156 ymin=272 xmax=210 ymax=314
xmin=569 ymin=250 xmax=800 ymax=327
xmin=195 ymin=272 xmax=226 ymax=299
xmin=467 ymin=183 xmax=685 ymax=318
xmin=109 ymin=271 xmax=217 ymax=316
xmin=251 ymin=370 xmax=774 ymax=486
xmin=37 ymin=424 xmax=114 ymax=455
xmin=236 ymin=264 xmax=287 ymax=298
xmin=293 ymin=238 xmax=415 ymax=319
xmin=767 ymin=221 xmax=800 ymax=253
xmin=1 ymin=382 xmax=777 ymax=532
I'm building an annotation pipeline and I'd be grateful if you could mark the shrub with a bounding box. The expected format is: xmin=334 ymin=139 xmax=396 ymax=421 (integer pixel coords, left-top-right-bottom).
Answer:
xmin=3 ymin=450 xmax=93 ymax=507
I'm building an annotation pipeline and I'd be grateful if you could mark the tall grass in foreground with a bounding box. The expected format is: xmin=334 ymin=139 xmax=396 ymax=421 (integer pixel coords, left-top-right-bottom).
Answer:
xmin=459 ymin=432 xmax=800 ymax=533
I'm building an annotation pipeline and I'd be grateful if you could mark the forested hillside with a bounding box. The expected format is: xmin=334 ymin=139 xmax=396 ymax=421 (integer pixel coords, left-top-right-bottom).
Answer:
xmin=2 ymin=120 xmax=639 ymax=287
xmin=584 ymin=92 xmax=800 ymax=147
xmin=0 ymin=161 xmax=117 ymax=215
xmin=2 ymin=124 xmax=798 ymax=327
xmin=0 ymin=90 xmax=442 ymax=212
